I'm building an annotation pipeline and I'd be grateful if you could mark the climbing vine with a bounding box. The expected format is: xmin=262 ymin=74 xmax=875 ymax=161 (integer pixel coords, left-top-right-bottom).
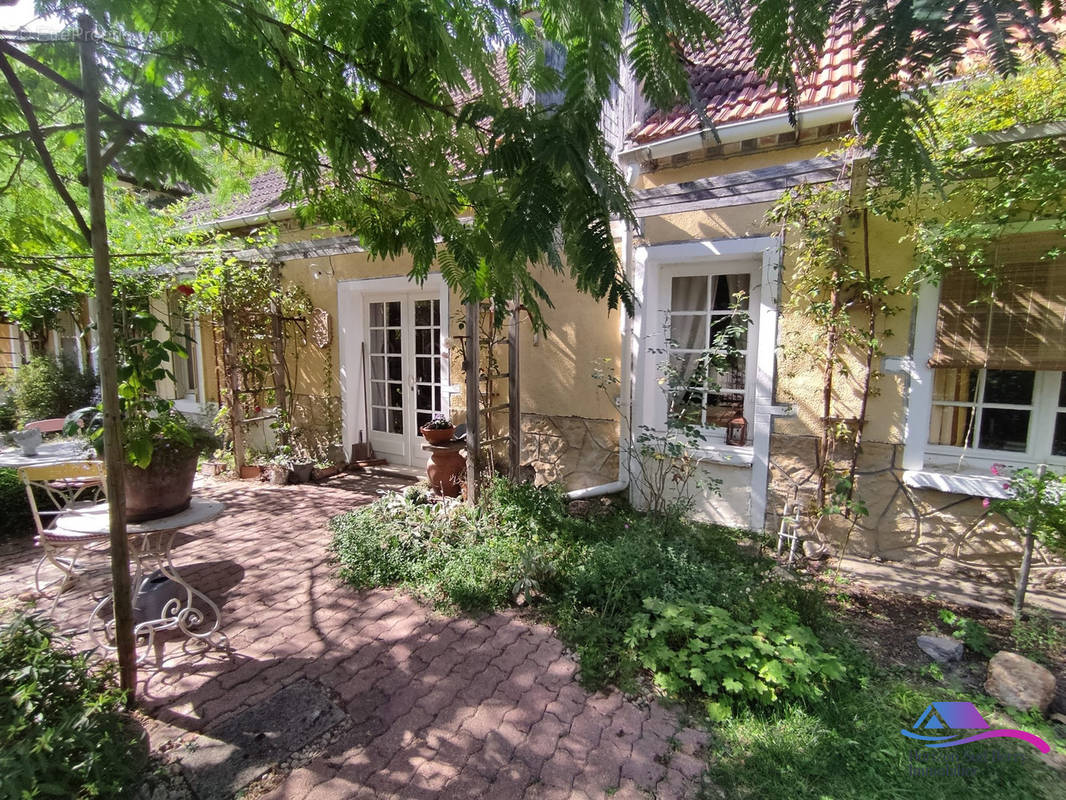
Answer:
xmin=769 ymin=51 xmax=1066 ymax=557
xmin=768 ymin=162 xmax=900 ymax=544
xmin=184 ymin=231 xmax=314 ymax=468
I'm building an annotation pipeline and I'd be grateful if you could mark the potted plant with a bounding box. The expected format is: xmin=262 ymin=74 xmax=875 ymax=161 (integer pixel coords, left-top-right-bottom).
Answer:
xmin=420 ymin=414 xmax=455 ymax=445
xmin=64 ymin=310 xmax=217 ymax=522
xmin=287 ymin=439 xmax=314 ymax=484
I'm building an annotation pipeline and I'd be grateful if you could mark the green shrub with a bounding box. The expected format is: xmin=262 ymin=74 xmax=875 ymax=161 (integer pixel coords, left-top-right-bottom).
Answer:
xmin=330 ymin=477 xmax=843 ymax=703
xmin=0 ymin=614 xmax=144 ymax=798
xmin=0 ymin=392 xmax=15 ymax=431
xmin=0 ymin=467 xmax=33 ymax=539
xmin=1012 ymin=609 xmax=1066 ymax=665
xmin=938 ymin=608 xmax=995 ymax=657
xmin=625 ymin=599 xmax=846 ymax=719
xmin=12 ymin=355 xmax=96 ymax=424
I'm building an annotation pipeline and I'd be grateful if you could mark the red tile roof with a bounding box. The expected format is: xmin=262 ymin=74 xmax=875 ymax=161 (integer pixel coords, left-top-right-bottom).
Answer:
xmin=629 ymin=7 xmax=860 ymax=145
xmin=183 ymin=168 xmax=291 ymax=222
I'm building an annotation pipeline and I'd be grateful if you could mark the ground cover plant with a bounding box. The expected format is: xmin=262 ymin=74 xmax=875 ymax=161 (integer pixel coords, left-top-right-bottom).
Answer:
xmin=330 ymin=478 xmax=1063 ymax=798
xmin=0 ymin=613 xmax=144 ymax=798
xmin=0 ymin=466 xmax=33 ymax=540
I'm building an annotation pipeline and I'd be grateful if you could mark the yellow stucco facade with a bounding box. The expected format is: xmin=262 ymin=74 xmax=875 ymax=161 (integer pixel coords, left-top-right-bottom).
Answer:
xmin=179 ymin=131 xmax=1063 ymax=592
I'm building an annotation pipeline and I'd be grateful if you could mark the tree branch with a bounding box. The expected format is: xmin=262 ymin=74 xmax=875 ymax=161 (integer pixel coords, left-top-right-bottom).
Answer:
xmin=0 ymin=52 xmax=91 ymax=243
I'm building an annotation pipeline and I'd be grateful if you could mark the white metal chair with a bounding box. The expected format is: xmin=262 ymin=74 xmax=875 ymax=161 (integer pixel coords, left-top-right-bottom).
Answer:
xmin=19 ymin=461 xmax=108 ymax=613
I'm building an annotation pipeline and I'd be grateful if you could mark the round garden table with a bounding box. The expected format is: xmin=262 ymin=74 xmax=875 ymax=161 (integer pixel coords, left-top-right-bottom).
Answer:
xmin=53 ymin=498 xmax=225 ymax=660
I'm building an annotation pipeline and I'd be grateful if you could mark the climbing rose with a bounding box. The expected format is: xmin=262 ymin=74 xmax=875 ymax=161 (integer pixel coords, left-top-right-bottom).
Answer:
xmin=176 ymin=284 xmax=194 ymax=296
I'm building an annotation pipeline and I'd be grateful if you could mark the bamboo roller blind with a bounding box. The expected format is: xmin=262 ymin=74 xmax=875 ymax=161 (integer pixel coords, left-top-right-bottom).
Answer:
xmin=929 ymin=232 xmax=1066 ymax=370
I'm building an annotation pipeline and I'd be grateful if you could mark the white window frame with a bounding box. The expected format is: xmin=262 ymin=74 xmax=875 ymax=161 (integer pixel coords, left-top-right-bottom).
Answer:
xmin=903 ymin=280 xmax=1066 ymax=497
xmin=633 ymin=237 xmax=783 ymax=530
xmin=659 ymin=262 xmax=757 ymax=436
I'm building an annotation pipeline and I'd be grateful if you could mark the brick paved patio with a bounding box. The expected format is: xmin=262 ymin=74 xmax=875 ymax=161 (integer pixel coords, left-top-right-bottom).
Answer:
xmin=0 ymin=474 xmax=708 ymax=799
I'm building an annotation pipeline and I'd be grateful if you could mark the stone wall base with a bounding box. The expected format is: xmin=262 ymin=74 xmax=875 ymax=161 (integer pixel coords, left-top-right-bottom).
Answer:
xmin=768 ymin=433 xmax=1066 ymax=592
xmin=521 ymin=413 xmax=619 ymax=491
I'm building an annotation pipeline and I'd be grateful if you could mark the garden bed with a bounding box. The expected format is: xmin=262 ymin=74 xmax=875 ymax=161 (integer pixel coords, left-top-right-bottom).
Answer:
xmin=329 ymin=479 xmax=1066 ymax=800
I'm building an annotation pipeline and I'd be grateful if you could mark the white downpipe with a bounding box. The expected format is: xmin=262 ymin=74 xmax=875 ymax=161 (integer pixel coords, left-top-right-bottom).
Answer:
xmin=565 ymin=220 xmax=637 ymax=503
xmin=617 ymin=100 xmax=857 ymax=164
xmin=566 ymin=480 xmax=628 ymax=501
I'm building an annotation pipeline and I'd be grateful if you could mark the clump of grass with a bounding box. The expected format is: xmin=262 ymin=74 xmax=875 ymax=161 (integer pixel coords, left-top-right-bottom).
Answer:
xmin=710 ymin=680 xmax=1060 ymax=800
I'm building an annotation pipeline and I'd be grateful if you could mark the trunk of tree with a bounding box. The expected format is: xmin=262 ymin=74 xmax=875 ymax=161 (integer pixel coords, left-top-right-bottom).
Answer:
xmin=1013 ymin=464 xmax=1046 ymax=618
xmin=79 ymin=14 xmax=136 ymax=703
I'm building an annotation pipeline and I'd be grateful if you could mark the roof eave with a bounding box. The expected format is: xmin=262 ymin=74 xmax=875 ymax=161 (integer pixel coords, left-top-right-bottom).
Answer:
xmin=618 ymin=99 xmax=858 ymax=164
xmin=180 ymin=204 xmax=298 ymax=233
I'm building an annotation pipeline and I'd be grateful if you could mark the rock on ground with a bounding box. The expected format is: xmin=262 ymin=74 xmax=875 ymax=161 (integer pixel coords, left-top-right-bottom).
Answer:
xmin=917 ymin=635 xmax=964 ymax=664
xmin=985 ymin=651 xmax=1057 ymax=714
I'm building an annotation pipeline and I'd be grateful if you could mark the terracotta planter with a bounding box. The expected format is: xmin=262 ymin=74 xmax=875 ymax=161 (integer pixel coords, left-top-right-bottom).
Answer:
xmin=312 ymin=464 xmax=343 ymax=482
xmin=125 ymin=444 xmax=200 ymax=523
xmin=420 ymin=426 xmax=455 ymax=445
xmin=426 ymin=447 xmax=465 ymax=497
xmin=239 ymin=465 xmax=263 ymax=480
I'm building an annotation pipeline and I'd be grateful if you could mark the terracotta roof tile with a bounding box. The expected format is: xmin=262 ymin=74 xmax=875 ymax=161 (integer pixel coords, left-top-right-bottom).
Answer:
xmin=183 ymin=168 xmax=291 ymax=222
xmin=629 ymin=9 xmax=860 ymax=145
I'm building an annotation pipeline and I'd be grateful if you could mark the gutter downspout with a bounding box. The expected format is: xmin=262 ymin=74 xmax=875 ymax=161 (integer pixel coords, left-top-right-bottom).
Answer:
xmin=566 ymin=167 xmax=639 ymax=502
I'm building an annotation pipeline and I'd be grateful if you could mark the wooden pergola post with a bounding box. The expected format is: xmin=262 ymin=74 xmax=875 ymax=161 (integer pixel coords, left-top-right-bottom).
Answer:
xmin=507 ymin=295 xmax=521 ymax=480
xmin=465 ymin=301 xmax=480 ymax=504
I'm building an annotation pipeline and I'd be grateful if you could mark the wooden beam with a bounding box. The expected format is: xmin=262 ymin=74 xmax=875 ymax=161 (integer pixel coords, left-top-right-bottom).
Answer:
xmin=464 ymin=302 xmax=480 ymax=504
xmin=970 ymin=120 xmax=1066 ymax=147
xmin=508 ymin=296 xmax=521 ymax=481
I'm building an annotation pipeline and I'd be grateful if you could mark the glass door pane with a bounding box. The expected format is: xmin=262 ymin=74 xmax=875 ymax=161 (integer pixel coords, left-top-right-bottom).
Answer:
xmin=412 ymin=299 xmax=442 ymax=430
xmin=368 ymin=300 xmax=404 ymax=434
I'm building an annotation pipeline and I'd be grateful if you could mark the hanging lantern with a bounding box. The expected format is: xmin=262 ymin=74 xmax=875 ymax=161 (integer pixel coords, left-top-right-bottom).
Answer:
xmin=725 ymin=413 xmax=748 ymax=447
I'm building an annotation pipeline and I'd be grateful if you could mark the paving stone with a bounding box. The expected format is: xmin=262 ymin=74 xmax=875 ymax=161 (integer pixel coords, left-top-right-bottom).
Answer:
xmin=0 ymin=476 xmax=708 ymax=800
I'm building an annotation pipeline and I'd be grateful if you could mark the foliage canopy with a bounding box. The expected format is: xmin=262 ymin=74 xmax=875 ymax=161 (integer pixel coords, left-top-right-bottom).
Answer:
xmin=1 ymin=1 xmax=1058 ymax=330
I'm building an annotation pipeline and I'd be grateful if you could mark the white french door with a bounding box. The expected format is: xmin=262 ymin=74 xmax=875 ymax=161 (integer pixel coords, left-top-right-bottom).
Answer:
xmin=365 ymin=293 xmax=445 ymax=465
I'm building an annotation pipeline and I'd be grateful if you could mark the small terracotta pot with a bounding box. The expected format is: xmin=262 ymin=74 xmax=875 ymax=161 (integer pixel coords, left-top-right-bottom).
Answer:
xmin=421 ymin=426 xmax=455 ymax=445
xmin=239 ymin=465 xmax=263 ymax=480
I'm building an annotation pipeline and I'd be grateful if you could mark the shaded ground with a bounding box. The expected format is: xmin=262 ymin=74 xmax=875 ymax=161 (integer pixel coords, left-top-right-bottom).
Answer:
xmin=823 ymin=576 xmax=1066 ymax=713
xmin=0 ymin=473 xmax=708 ymax=800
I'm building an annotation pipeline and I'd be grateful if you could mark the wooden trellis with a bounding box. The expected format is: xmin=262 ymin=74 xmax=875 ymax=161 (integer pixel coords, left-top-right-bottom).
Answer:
xmin=463 ymin=297 xmax=522 ymax=503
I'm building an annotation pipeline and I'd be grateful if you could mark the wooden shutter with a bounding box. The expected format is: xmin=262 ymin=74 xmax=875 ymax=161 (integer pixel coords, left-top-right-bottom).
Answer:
xmin=928 ymin=233 xmax=1066 ymax=370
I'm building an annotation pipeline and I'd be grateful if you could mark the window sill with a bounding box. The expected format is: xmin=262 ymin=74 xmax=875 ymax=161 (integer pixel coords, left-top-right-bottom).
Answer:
xmin=174 ymin=398 xmax=204 ymax=414
xmin=902 ymin=469 xmax=1009 ymax=499
xmin=692 ymin=443 xmax=754 ymax=468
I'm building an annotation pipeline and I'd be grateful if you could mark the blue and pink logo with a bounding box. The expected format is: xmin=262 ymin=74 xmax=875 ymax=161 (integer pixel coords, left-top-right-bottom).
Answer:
xmin=901 ymin=701 xmax=1049 ymax=752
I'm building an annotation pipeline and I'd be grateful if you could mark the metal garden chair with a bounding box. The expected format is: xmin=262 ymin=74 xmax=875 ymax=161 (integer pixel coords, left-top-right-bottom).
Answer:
xmin=18 ymin=461 xmax=108 ymax=614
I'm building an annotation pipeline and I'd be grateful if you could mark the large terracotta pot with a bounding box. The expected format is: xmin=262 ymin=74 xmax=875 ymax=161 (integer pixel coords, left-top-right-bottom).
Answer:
xmin=426 ymin=447 xmax=465 ymax=497
xmin=124 ymin=442 xmax=200 ymax=523
xmin=421 ymin=426 xmax=455 ymax=445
